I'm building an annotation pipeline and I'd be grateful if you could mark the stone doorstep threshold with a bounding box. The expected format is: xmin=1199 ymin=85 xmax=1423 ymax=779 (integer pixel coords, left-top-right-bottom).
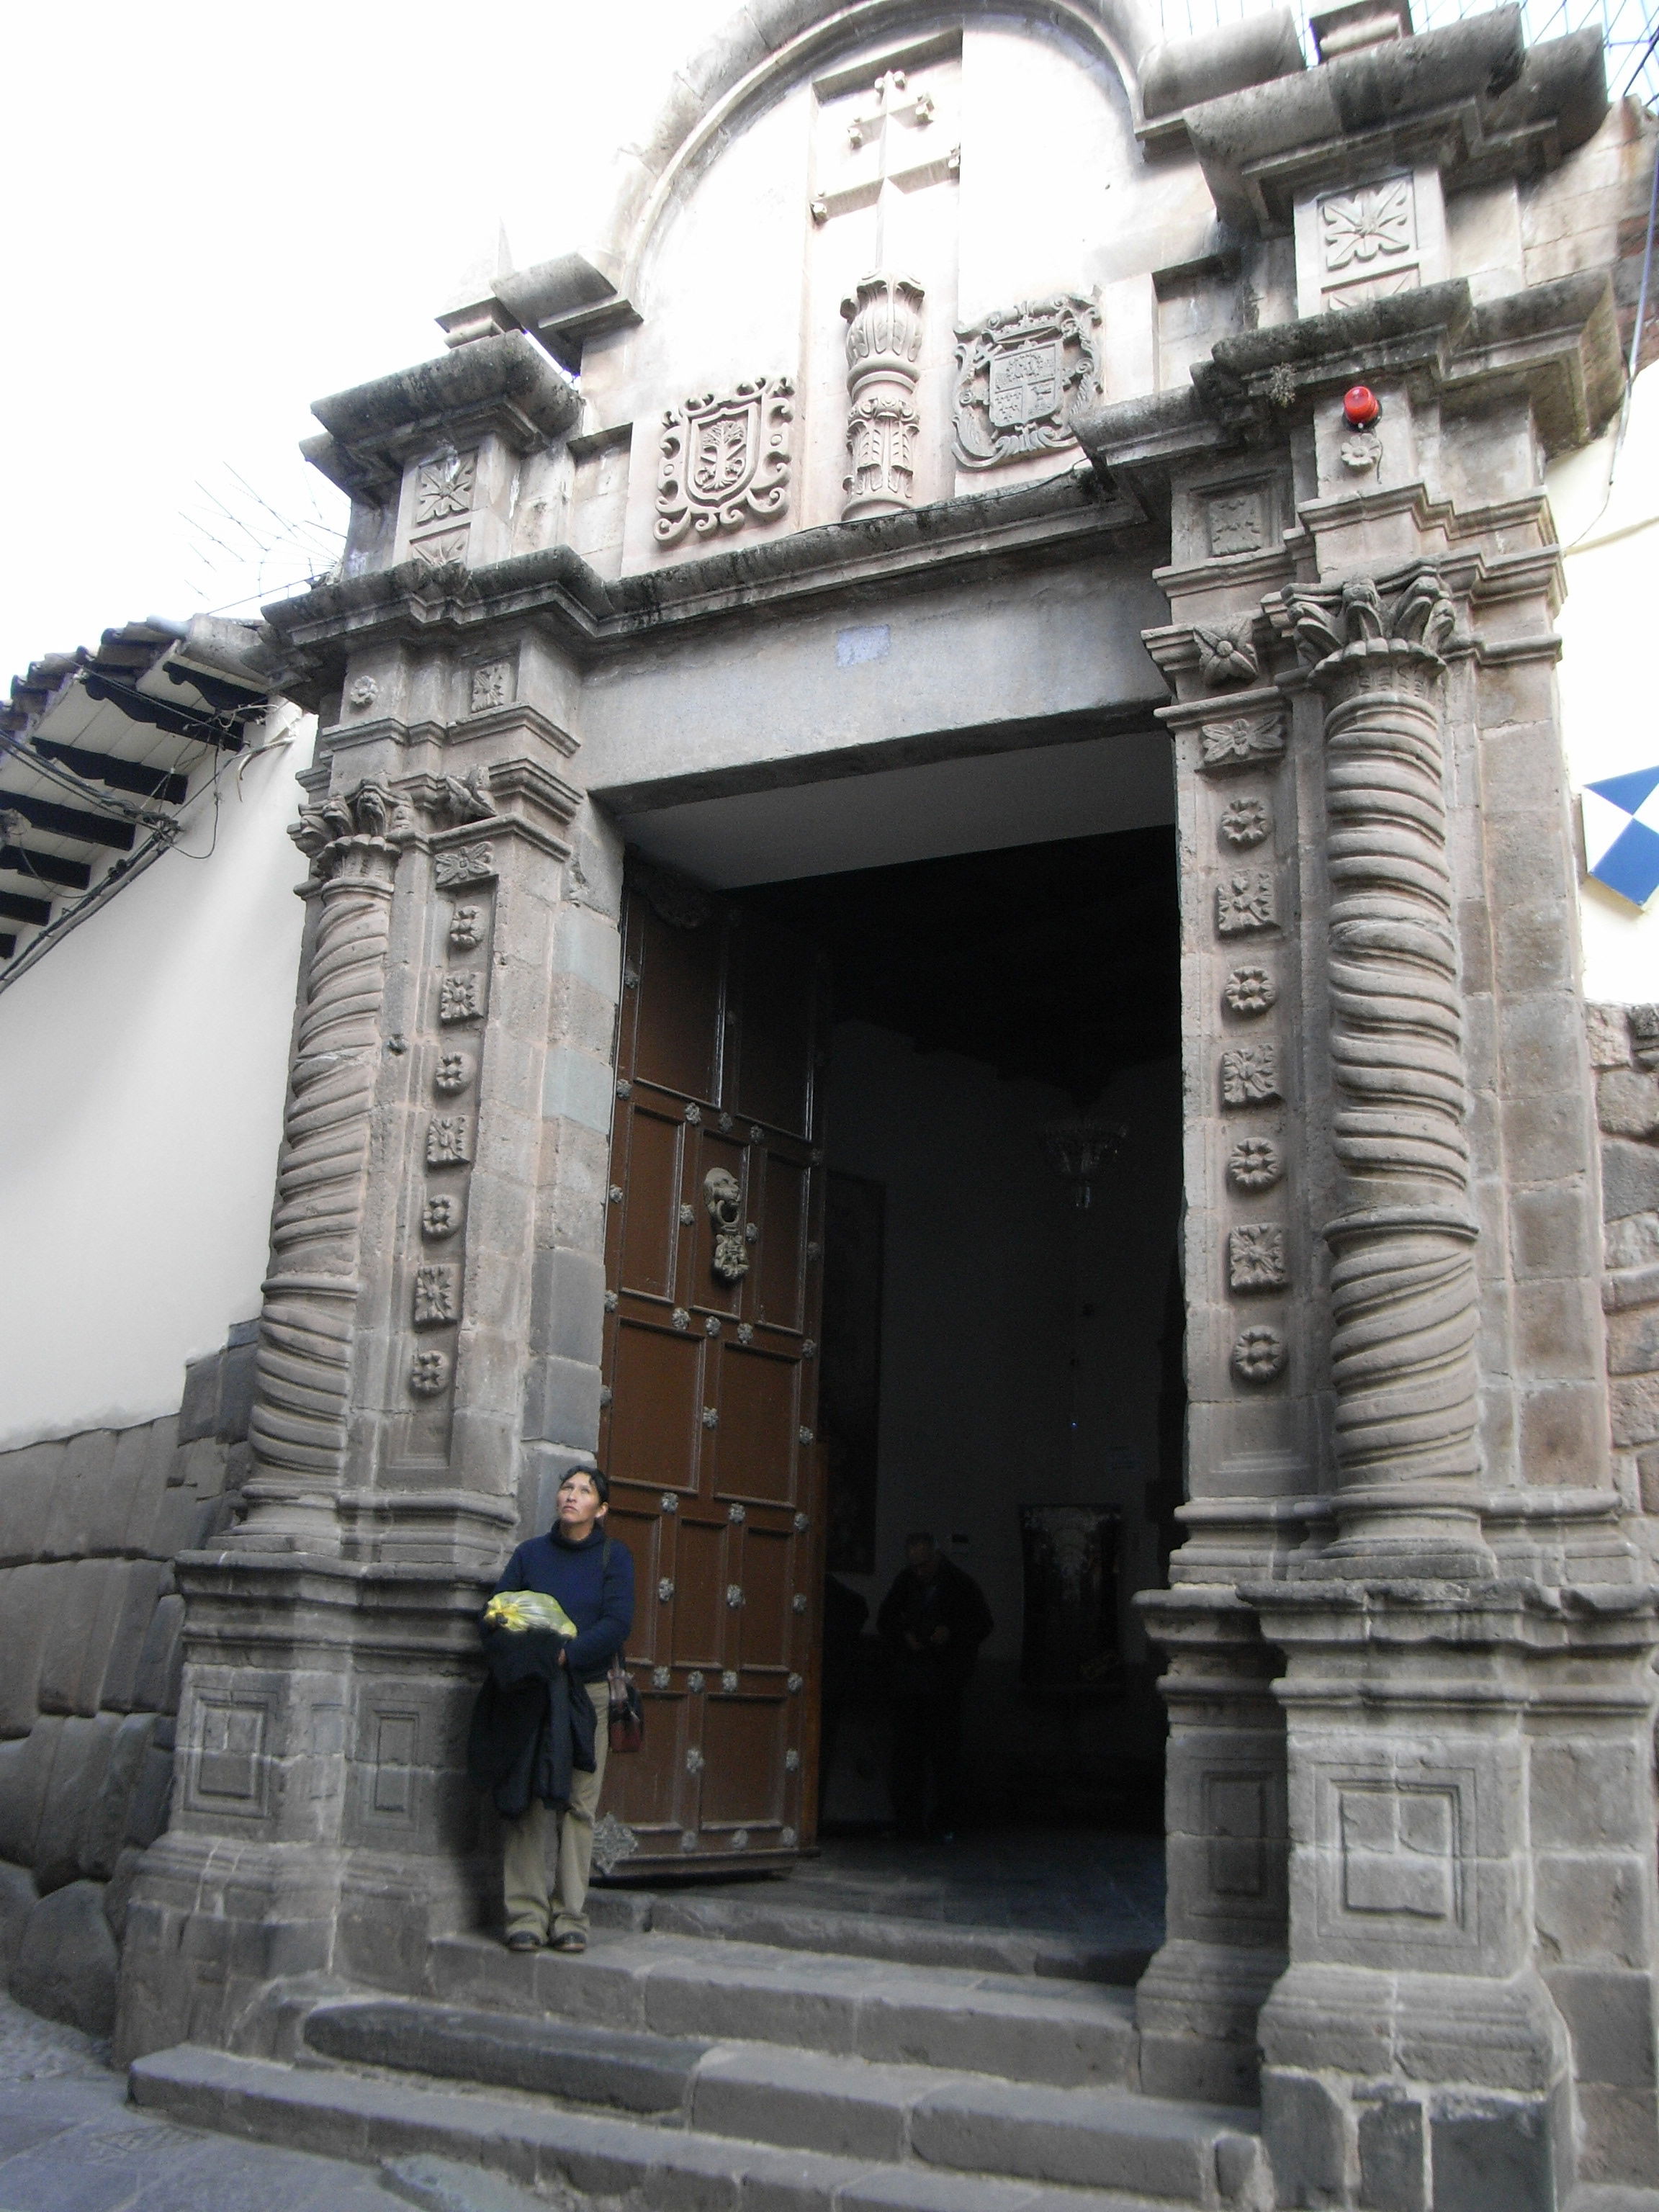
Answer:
xmin=130 ymin=2042 xmax=1269 ymax=2212
xmin=427 ymin=1930 xmax=1141 ymax=2090
xmin=586 ymin=1887 xmax=1153 ymax=1986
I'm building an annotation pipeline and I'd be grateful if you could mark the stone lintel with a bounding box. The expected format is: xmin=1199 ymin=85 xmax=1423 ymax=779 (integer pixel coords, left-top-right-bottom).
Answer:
xmin=264 ymin=470 xmax=1146 ymax=676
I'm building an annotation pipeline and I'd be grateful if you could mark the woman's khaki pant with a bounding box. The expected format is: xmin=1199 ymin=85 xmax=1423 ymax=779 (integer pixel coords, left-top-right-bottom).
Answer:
xmin=502 ymin=1679 xmax=609 ymax=1943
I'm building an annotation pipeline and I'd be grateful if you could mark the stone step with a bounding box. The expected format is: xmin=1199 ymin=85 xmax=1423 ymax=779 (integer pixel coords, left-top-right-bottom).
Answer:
xmin=588 ymin=1884 xmax=1151 ymax=1985
xmin=132 ymin=2041 xmax=1271 ymax=2211
xmin=429 ymin=1928 xmax=1139 ymax=2087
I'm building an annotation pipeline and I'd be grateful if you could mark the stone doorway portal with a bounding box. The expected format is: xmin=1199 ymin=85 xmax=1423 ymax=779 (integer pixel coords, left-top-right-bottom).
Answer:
xmin=599 ymin=826 xmax=1184 ymax=1877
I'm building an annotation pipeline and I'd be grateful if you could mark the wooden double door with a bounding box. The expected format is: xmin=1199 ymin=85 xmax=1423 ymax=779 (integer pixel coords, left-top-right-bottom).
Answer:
xmin=598 ymin=872 xmax=827 ymax=1872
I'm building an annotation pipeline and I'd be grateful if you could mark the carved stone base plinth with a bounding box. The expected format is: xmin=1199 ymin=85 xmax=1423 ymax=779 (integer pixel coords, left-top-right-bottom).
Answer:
xmin=1137 ymin=1936 xmax=1285 ymax=2104
xmin=1136 ymin=1585 xmax=1289 ymax=2104
xmin=1261 ymin=1961 xmax=1574 ymax=2211
xmin=114 ymin=1550 xmax=491 ymax=2066
xmin=1249 ymin=1577 xmax=1659 ymax=2205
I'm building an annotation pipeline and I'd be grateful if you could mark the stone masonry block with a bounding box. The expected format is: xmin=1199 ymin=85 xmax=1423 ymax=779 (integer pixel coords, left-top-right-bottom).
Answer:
xmin=1604 ymin=1139 xmax=1659 ymax=1221
xmin=529 ymin=1245 xmax=606 ymax=1367
xmin=177 ymin=1349 xmax=223 ymax=1445
xmin=0 ymin=1719 xmax=61 ymax=1866
xmin=1639 ymin=1445 xmax=1659 ymax=1514
xmin=124 ymin=1742 xmax=174 ymax=1848
xmin=1510 ymin=1182 xmax=1599 ymax=1276
xmin=1606 ymin=1262 xmax=1659 ymax=1311
xmin=1534 ymin=1852 xmax=1652 ymax=1968
xmin=37 ymin=1559 xmax=127 ymax=1717
xmin=1576 ymin=2082 xmax=1659 ymax=2186
xmin=0 ymin=1563 xmax=55 ymax=1736
xmin=1518 ymin=1381 xmax=1609 ymax=1483
xmin=0 ymin=1440 xmax=66 ymax=1565
xmin=1599 ymin=1069 xmax=1659 ymax=1138
xmin=99 ymin=1560 xmax=168 ymax=1712
xmin=1608 ymin=1210 xmax=1659 ymax=1270
xmin=1357 ymin=2093 xmax=1428 ymax=2212
xmin=96 ymin=1425 xmax=154 ymax=1556
xmin=1499 ymin=994 xmax=1588 ymax=1100
xmin=39 ymin=1429 xmax=117 ymax=1560
xmin=1608 ymin=1303 xmax=1659 ymax=1377
xmin=131 ymin=1593 xmax=186 ymax=1714
xmin=1263 ymin=2070 xmax=1349 ymax=2202
xmin=1513 ymin=1279 xmax=1602 ymax=1377
xmin=9 ymin=1877 xmax=120 ymax=2036
xmin=1530 ymin=1738 xmax=1649 ymax=1850
xmin=1502 ymin=1091 xmax=1590 ymax=1186
xmin=1493 ymin=898 xmax=1575 ymax=997
xmin=122 ymin=1418 xmax=179 ymax=1557
xmin=0 ymin=1861 xmax=36 ymax=1980
xmin=32 ymin=1712 xmax=121 ymax=1893
xmin=522 ymin=1356 xmax=603 ymax=1451
xmin=1588 ymin=1004 xmax=1633 ymax=1069
xmin=83 ymin=1713 xmax=158 ymax=1882
xmin=1430 ymin=2096 xmax=1557 ymax=2212
xmin=1611 ymin=1372 xmax=1659 ymax=1448
xmin=1545 ymin=1965 xmax=1658 ymax=2087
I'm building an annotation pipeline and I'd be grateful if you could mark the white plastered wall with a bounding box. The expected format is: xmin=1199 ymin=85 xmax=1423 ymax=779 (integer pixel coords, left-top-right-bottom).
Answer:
xmin=0 ymin=714 xmax=310 ymax=1446
xmin=1547 ymin=360 xmax=1659 ymax=1005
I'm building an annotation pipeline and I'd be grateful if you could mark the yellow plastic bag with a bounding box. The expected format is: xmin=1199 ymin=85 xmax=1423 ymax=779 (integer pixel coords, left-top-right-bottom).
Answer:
xmin=483 ymin=1590 xmax=577 ymax=1639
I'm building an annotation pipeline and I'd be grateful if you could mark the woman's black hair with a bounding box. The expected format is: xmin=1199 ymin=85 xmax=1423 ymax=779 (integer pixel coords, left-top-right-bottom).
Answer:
xmin=559 ymin=1463 xmax=610 ymax=1504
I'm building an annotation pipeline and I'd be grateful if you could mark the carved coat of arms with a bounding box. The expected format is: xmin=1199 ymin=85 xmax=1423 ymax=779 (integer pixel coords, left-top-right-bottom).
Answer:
xmin=952 ymin=297 xmax=1102 ymax=469
xmin=655 ymin=377 xmax=794 ymax=544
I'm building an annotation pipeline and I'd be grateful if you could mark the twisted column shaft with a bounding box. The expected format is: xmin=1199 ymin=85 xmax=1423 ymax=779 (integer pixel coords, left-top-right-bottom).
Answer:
xmin=1292 ymin=577 xmax=1491 ymax=1577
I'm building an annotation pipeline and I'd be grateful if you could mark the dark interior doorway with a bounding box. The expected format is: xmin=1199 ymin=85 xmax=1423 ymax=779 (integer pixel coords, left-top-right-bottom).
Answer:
xmin=739 ymin=824 xmax=1185 ymax=1838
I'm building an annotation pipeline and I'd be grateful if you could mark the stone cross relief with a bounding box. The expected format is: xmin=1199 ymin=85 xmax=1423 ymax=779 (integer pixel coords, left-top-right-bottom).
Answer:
xmin=810 ymin=67 xmax=958 ymax=264
xmin=814 ymin=63 xmax=959 ymax=519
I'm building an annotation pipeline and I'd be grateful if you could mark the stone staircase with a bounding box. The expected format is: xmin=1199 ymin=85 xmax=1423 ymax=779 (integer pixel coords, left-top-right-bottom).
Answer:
xmin=128 ymin=1886 xmax=1271 ymax=2210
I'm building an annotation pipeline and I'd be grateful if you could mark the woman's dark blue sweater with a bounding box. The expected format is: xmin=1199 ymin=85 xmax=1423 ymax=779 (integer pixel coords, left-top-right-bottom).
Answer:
xmin=492 ymin=1524 xmax=634 ymax=1683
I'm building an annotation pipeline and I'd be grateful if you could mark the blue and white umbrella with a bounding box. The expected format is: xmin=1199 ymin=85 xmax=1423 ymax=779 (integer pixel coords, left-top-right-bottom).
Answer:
xmin=1582 ymin=766 xmax=1659 ymax=909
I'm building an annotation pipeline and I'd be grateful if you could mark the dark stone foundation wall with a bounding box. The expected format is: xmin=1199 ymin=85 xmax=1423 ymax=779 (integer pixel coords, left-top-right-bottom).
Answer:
xmin=1588 ymin=1006 xmax=1659 ymax=1513
xmin=0 ymin=1323 xmax=256 ymax=2036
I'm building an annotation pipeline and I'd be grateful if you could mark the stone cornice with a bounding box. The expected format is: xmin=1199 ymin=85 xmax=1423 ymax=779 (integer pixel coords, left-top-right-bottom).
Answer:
xmin=1181 ymin=17 xmax=1605 ymax=233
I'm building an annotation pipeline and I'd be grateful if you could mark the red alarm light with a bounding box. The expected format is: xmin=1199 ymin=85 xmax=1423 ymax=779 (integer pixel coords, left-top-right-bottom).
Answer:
xmin=1343 ymin=385 xmax=1381 ymax=427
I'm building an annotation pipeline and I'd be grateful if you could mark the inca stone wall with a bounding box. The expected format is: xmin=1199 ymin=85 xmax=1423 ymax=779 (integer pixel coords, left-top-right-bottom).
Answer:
xmin=1591 ymin=1003 xmax=1659 ymax=1518
xmin=0 ymin=1327 xmax=253 ymax=2034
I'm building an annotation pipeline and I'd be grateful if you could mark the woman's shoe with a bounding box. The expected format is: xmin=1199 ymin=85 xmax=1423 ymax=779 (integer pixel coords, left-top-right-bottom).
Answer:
xmin=505 ymin=1930 xmax=541 ymax=1953
xmin=549 ymin=1931 xmax=587 ymax=1954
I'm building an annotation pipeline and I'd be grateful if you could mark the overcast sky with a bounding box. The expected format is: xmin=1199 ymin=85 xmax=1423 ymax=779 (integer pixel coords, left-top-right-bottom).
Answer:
xmin=1 ymin=0 xmax=735 ymax=688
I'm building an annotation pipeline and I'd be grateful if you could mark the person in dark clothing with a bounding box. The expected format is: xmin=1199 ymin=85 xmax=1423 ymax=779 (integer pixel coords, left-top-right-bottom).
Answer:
xmin=488 ymin=1465 xmax=634 ymax=1952
xmin=876 ymin=1532 xmax=992 ymax=1841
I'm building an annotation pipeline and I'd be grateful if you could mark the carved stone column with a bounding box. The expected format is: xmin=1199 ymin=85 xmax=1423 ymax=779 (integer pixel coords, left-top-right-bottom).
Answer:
xmin=840 ymin=274 xmax=924 ymax=519
xmin=1280 ymin=567 xmax=1492 ymax=1582
xmin=239 ymin=788 xmax=407 ymax=1552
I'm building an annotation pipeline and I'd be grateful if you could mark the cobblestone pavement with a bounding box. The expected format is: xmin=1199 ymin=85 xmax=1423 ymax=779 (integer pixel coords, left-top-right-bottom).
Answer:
xmin=0 ymin=1994 xmax=441 ymax=2212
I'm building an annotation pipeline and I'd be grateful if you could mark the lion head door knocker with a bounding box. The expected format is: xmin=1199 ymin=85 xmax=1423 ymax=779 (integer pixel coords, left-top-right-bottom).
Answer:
xmin=704 ymin=1169 xmax=749 ymax=1283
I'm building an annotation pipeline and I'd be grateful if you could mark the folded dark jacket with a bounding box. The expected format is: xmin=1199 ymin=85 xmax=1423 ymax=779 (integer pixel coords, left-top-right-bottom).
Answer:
xmin=466 ymin=1618 xmax=595 ymax=1820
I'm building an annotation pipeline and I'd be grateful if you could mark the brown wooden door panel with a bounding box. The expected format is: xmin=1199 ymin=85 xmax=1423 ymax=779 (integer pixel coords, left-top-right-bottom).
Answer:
xmin=669 ymin=1519 xmax=728 ymax=1667
xmin=701 ymin=1697 xmax=788 ymax=1830
xmin=616 ymin=1107 xmax=684 ymax=1298
xmin=737 ymin=1527 xmax=793 ymax=1671
xmin=608 ymin=1324 xmax=704 ymax=1495
xmin=711 ymin=1347 xmax=799 ymax=1504
xmin=602 ymin=1694 xmax=688 ymax=1832
xmin=600 ymin=876 xmax=825 ymax=1873
xmin=631 ymin=902 xmax=724 ymax=1100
